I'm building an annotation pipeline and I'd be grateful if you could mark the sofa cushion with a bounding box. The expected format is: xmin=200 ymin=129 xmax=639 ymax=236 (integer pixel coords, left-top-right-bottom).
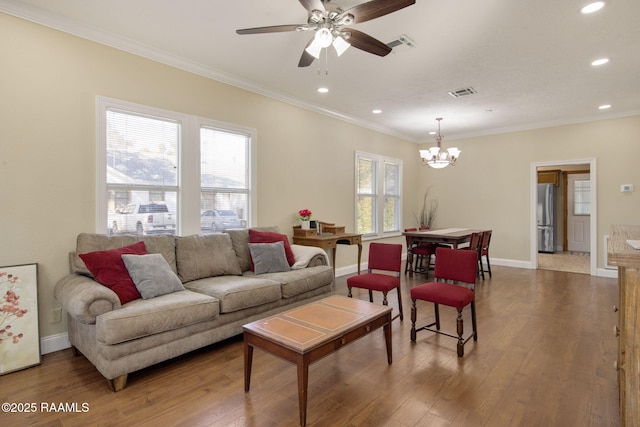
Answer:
xmin=72 ymin=233 xmax=177 ymax=276
xmin=184 ymin=275 xmax=281 ymax=314
xmin=225 ymin=227 xmax=280 ymax=272
xmin=122 ymin=254 xmax=185 ymax=299
xmin=96 ymin=290 xmax=219 ymax=345
xmin=248 ymin=229 xmax=295 ymax=266
xmin=248 ymin=241 xmax=291 ymax=274
xmin=175 ymin=234 xmax=242 ymax=283
xmin=79 ymin=241 xmax=147 ymax=304
xmin=246 ymin=265 xmax=335 ymax=298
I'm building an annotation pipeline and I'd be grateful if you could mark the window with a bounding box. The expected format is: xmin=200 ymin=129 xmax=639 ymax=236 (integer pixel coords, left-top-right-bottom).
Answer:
xmin=200 ymin=126 xmax=250 ymax=234
xmin=104 ymin=108 xmax=179 ymax=235
xmin=355 ymin=151 xmax=403 ymax=238
xmin=97 ymin=97 xmax=255 ymax=235
xmin=573 ymin=179 xmax=591 ymax=215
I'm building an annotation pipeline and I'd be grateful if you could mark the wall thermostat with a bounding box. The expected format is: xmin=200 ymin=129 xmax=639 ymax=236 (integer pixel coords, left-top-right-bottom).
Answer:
xmin=621 ymin=184 xmax=634 ymax=192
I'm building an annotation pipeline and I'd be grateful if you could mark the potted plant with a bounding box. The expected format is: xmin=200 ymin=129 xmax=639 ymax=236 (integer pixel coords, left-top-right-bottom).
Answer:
xmin=414 ymin=188 xmax=438 ymax=229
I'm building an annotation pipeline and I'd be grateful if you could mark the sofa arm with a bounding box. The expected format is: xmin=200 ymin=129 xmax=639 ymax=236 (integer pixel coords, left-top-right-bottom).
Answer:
xmin=307 ymin=253 xmax=328 ymax=267
xmin=54 ymin=274 xmax=121 ymax=325
xmin=290 ymin=244 xmax=329 ymax=269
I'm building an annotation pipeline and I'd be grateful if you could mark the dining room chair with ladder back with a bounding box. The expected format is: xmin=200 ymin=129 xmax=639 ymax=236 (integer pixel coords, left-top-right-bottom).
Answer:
xmin=479 ymin=230 xmax=492 ymax=279
xmin=404 ymin=228 xmax=439 ymax=277
xmin=410 ymin=247 xmax=478 ymax=356
xmin=347 ymin=242 xmax=404 ymax=321
xmin=461 ymin=231 xmax=484 ymax=279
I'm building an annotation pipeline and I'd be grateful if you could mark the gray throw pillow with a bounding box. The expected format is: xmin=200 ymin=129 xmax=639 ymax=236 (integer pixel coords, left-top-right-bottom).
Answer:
xmin=248 ymin=241 xmax=291 ymax=274
xmin=122 ymin=254 xmax=185 ymax=299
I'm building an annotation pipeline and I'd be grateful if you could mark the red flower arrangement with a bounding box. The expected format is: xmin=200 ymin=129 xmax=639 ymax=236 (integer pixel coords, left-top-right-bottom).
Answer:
xmin=297 ymin=209 xmax=312 ymax=221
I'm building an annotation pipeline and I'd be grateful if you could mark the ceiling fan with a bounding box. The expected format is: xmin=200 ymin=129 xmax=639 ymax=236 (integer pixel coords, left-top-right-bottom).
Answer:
xmin=236 ymin=0 xmax=416 ymax=67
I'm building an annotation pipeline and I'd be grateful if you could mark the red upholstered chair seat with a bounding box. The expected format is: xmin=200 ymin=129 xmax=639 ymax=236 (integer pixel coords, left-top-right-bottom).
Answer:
xmin=410 ymin=282 xmax=474 ymax=309
xmin=347 ymin=273 xmax=399 ymax=293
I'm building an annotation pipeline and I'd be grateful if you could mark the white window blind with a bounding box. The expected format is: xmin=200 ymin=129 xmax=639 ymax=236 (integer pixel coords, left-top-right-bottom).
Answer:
xmin=105 ymin=109 xmax=179 ymax=234
xmin=200 ymin=127 xmax=250 ymax=233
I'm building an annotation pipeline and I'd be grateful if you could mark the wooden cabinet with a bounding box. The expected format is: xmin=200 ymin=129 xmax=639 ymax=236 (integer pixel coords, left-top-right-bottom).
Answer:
xmin=608 ymin=225 xmax=640 ymax=426
xmin=537 ymin=170 xmax=560 ymax=186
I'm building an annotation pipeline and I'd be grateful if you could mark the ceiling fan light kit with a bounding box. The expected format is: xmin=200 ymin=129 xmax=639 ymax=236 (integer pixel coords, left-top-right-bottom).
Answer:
xmin=236 ymin=0 xmax=416 ymax=67
xmin=420 ymin=118 xmax=461 ymax=169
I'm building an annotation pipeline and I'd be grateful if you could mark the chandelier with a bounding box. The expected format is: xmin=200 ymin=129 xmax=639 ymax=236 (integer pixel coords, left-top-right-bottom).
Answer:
xmin=419 ymin=118 xmax=461 ymax=169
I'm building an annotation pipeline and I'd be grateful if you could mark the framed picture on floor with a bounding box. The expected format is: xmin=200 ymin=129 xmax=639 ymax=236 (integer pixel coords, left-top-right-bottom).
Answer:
xmin=1 ymin=263 xmax=40 ymax=375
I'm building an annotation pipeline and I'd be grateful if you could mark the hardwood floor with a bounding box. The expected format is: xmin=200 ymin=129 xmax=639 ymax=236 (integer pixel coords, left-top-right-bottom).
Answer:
xmin=0 ymin=266 xmax=620 ymax=426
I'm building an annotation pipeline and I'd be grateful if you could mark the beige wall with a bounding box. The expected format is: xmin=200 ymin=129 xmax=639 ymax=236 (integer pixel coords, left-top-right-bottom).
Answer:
xmin=2 ymin=13 xmax=639 ymax=344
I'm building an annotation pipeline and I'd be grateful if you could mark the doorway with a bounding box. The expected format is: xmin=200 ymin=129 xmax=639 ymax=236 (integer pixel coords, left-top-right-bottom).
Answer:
xmin=531 ymin=159 xmax=597 ymax=276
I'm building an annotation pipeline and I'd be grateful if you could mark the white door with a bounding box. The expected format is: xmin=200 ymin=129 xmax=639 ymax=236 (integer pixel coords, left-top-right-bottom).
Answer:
xmin=567 ymin=173 xmax=590 ymax=252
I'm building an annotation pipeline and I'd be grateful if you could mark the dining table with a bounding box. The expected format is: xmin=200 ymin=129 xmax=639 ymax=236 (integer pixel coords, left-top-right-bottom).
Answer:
xmin=403 ymin=228 xmax=482 ymax=276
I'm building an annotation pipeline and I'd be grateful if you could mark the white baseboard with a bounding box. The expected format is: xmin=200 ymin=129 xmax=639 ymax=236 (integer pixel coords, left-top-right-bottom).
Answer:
xmin=40 ymin=332 xmax=70 ymax=355
xmin=596 ymin=268 xmax=618 ymax=279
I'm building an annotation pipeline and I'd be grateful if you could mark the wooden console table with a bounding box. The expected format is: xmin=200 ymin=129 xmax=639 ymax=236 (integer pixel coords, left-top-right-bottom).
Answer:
xmin=293 ymin=232 xmax=362 ymax=274
xmin=608 ymin=224 xmax=640 ymax=426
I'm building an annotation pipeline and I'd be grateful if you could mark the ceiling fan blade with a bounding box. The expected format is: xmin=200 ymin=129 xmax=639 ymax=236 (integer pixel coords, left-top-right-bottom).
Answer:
xmin=340 ymin=0 xmax=415 ymax=24
xmin=298 ymin=39 xmax=317 ymax=67
xmin=344 ymin=28 xmax=392 ymax=57
xmin=236 ymin=24 xmax=305 ymax=35
xmin=299 ymin=0 xmax=326 ymax=14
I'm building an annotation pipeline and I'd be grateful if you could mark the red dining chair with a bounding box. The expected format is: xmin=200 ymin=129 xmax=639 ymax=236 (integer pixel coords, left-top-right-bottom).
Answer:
xmin=348 ymin=242 xmax=404 ymax=321
xmin=410 ymin=247 xmax=478 ymax=356
xmin=479 ymin=230 xmax=493 ymax=279
xmin=404 ymin=228 xmax=438 ymax=276
xmin=462 ymin=231 xmax=484 ymax=279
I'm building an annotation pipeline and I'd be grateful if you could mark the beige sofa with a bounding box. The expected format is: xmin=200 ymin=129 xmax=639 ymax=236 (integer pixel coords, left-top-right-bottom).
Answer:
xmin=54 ymin=229 xmax=334 ymax=391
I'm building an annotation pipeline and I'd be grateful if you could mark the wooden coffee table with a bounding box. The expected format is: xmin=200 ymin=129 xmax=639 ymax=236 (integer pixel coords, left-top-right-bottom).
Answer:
xmin=243 ymin=295 xmax=393 ymax=426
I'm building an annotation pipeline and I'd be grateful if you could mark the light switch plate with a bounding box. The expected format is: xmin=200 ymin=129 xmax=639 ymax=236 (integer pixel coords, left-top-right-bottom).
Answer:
xmin=621 ymin=184 xmax=633 ymax=192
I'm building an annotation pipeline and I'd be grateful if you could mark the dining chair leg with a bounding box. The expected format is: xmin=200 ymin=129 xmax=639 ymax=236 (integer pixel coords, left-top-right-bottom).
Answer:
xmin=368 ymin=290 xmax=374 ymax=303
xmin=347 ymin=287 xmax=353 ymax=298
xmin=433 ymin=303 xmax=441 ymax=330
xmin=485 ymin=256 xmax=492 ymax=278
xmin=456 ymin=308 xmax=465 ymax=357
xmin=410 ymin=299 xmax=417 ymax=341
xmin=396 ymin=286 xmax=404 ymax=321
xmin=471 ymin=301 xmax=478 ymax=340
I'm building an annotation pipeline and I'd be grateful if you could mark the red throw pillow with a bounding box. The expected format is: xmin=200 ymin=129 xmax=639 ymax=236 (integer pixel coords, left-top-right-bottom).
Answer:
xmin=248 ymin=229 xmax=295 ymax=266
xmin=79 ymin=241 xmax=148 ymax=304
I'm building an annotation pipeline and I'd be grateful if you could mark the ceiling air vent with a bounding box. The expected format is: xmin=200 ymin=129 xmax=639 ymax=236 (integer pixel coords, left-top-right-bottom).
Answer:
xmin=448 ymin=87 xmax=477 ymax=98
xmin=387 ymin=34 xmax=416 ymax=49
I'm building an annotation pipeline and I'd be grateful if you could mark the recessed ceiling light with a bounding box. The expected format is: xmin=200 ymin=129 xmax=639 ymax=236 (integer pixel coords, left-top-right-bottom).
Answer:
xmin=317 ymin=87 xmax=329 ymax=93
xmin=581 ymin=2 xmax=605 ymax=14
xmin=598 ymin=104 xmax=611 ymax=110
xmin=372 ymin=109 xmax=382 ymax=114
xmin=591 ymin=58 xmax=609 ymax=66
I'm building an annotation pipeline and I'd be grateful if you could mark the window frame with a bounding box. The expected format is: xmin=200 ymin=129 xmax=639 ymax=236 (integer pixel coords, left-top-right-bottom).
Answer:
xmin=96 ymin=96 xmax=257 ymax=235
xmin=354 ymin=151 xmax=403 ymax=240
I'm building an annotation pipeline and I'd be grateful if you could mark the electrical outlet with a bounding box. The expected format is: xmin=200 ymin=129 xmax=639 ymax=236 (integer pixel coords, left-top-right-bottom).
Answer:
xmin=51 ymin=307 xmax=62 ymax=323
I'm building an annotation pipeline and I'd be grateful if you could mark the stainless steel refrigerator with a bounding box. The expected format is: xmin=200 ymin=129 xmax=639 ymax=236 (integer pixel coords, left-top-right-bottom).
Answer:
xmin=537 ymin=184 xmax=557 ymax=253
